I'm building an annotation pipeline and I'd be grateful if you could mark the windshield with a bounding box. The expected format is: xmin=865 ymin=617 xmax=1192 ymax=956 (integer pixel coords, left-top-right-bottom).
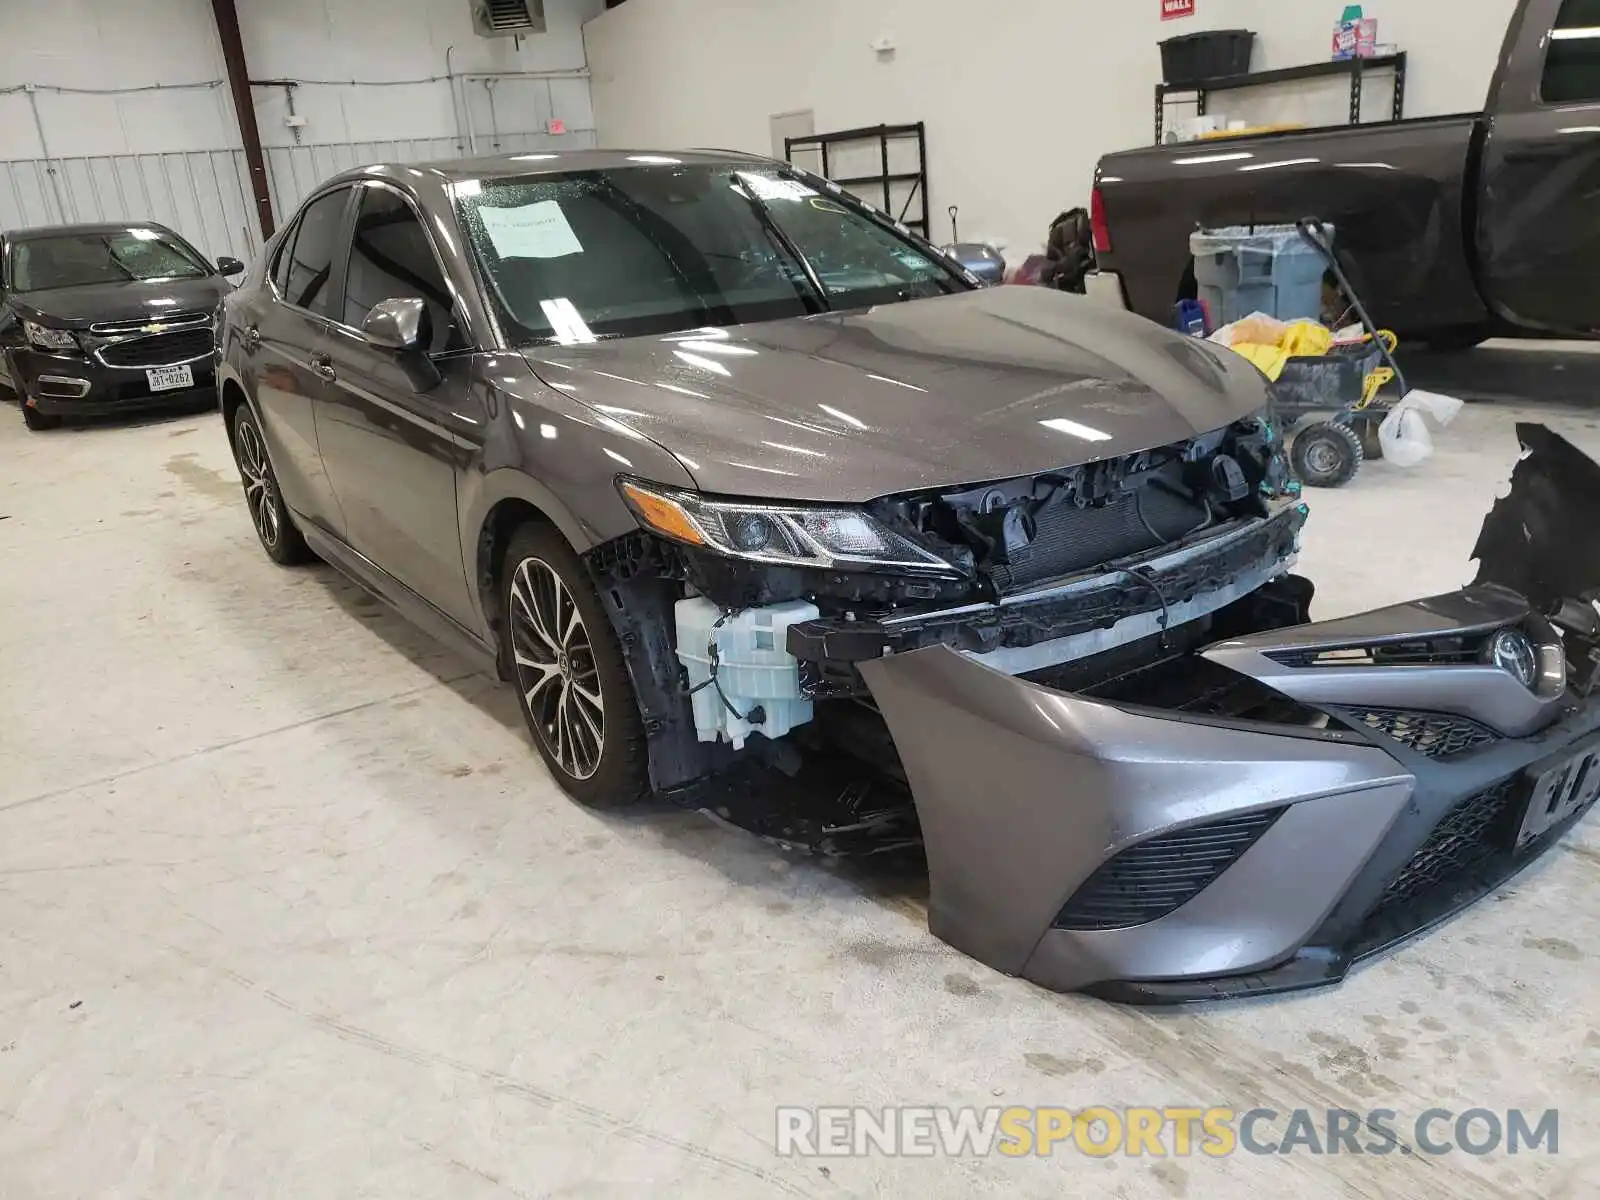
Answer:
xmin=454 ymin=164 xmax=969 ymax=345
xmin=8 ymin=228 xmax=212 ymax=292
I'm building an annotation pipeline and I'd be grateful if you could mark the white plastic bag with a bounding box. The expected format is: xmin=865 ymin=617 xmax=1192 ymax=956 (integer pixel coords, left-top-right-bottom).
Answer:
xmin=1377 ymin=389 xmax=1466 ymax=469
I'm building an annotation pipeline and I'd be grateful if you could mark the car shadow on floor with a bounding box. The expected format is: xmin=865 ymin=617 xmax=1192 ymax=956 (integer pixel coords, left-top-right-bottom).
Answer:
xmin=308 ymin=560 xmax=934 ymax=916
xmin=4 ymin=390 xmax=217 ymax=433
xmin=1401 ymin=343 xmax=1600 ymax=408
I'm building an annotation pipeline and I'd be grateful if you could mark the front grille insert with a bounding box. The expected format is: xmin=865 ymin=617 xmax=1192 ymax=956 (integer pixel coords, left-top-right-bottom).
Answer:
xmin=1053 ymin=808 xmax=1285 ymax=931
xmin=1266 ymin=637 xmax=1484 ymax=669
xmin=97 ymin=329 xmax=215 ymax=367
xmin=90 ymin=311 xmax=209 ymax=335
xmin=1348 ymin=707 xmax=1498 ymax=758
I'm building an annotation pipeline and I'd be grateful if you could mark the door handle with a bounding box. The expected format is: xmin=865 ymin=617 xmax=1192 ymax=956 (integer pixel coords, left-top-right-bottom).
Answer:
xmin=311 ymin=352 xmax=336 ymax=381
xmin=243 ymin=324 xmax=261 ymax=351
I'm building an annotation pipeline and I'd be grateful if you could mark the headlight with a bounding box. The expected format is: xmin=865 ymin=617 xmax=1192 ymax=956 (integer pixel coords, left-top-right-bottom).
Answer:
xmin=618 ymin=478 xmax=959 ymax=575
xmin=23 ymin=321 xmax=78 ymax=352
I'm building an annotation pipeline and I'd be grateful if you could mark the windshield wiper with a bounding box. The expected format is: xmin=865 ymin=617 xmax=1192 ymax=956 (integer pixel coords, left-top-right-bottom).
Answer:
xmin=730 ymin=176 xmax=830 ymax=314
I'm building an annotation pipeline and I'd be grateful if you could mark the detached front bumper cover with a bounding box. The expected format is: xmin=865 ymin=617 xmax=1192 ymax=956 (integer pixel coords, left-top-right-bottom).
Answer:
xmin=859 ymin=424 xmax=1600 ymax=1003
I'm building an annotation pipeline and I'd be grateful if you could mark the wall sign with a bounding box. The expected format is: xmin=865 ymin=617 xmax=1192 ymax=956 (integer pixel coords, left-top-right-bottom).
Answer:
xmin=1162 ymin=0 xmax=1196 ymax=18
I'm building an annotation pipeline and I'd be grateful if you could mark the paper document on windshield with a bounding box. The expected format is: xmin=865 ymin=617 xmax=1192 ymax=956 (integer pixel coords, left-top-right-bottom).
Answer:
xmin=478 ymin=201 xmax=583 ymax=259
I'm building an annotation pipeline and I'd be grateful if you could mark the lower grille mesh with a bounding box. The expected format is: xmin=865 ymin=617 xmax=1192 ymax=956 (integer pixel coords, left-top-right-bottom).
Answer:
xmin=98 ymin=329 xmax=214 ymax=367
xmin=1371 ymin=781 xmax=1520 ymax=916
xmin=1349 ymin=708 xmax=1498 ymax=758
xmin=1054 ymin=808 xmax=1285 ymax=931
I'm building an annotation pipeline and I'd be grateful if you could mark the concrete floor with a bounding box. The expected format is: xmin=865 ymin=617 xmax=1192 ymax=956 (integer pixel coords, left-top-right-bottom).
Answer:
xmin=2 ymin=392 xmax=1598 ymax=1199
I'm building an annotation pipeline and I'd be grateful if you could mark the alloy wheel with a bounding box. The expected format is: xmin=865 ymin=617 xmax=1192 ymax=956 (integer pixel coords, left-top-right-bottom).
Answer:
xmin=235 ymin=419 xmax=281 ymax=549
xmin=509 ymin=556 xmax=606 ymax=780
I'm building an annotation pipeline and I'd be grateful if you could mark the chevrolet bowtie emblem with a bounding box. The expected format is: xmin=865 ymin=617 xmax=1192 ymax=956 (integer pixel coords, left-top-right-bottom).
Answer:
xmin=141 ymin=322 xmax=169 ymax=334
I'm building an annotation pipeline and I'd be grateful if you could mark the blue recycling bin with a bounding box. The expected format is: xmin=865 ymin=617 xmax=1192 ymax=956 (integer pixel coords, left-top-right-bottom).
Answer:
xmin=1190 ymin=224 xmax=1332 ymax=326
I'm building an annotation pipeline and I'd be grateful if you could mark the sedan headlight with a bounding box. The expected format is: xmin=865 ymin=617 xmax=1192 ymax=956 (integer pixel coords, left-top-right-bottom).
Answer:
xmin=618 ymin=478 xmax=959 ymax=575
xmin=23 ymin=321 xmax=78 ymax=352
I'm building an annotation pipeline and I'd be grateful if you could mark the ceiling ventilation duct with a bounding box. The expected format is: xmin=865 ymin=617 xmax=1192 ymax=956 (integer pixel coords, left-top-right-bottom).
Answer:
xmin=471 ymin=0 xmax=547 ymax=36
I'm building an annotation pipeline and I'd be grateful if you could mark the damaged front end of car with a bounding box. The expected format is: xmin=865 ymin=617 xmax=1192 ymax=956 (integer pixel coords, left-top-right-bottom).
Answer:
xmin=587 ymin=419 xmax=1600 ymax=1003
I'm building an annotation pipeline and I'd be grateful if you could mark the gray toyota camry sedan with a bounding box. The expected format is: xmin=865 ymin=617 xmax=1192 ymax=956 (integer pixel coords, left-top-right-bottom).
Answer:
xmin=217 ymin=150 xmax=1600 ymax=1003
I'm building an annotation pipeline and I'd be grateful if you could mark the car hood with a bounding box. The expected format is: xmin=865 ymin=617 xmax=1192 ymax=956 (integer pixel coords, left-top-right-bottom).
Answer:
xmin=522 ymin=286 xmax=1271 ymax=502
xmin=9 ymin=276 xmax=229 ymax=328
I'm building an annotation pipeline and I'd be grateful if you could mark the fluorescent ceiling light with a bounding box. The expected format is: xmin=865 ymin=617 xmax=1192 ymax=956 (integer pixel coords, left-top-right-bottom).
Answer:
xmin=1173 ymin=151 xmax=1255 ymax=166
xmin=1239 ymin=157 xmax=1320 ymax=172
xmin=674 ymin=350 xmax=731 ymax=376
xmin=1040 ymin=417 xmax=1112 ymax=442
xmin=539 ymin=297 xmax=596 ymax=345
xmin=818 ymin=404 xmax=867 ymax=428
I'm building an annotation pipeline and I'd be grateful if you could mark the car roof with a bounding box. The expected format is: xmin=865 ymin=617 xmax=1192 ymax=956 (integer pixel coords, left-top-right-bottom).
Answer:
xmin=6 ymin=221 xmax=177 ymax=241
xmin=319 ymin=148 xmax=782 ymax=192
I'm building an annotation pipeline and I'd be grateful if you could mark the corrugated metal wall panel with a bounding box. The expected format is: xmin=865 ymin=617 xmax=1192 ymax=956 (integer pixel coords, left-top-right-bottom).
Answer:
xmin=0 ymin=128 xmax=597 ymax=265
xmin=261 ymin=129 xmax=596 ymax=219
xmin=0 ymin=149 xmax=259 ymax=263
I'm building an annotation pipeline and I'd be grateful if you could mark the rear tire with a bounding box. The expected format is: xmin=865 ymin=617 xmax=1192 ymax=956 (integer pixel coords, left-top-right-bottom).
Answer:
xmin=1291 ymin=421 xmax=1364 ymax=488
xmin=501 ymin=521 xmax=649 ymax=808
xmin=229 ymin=404 xmax=312 ymax=564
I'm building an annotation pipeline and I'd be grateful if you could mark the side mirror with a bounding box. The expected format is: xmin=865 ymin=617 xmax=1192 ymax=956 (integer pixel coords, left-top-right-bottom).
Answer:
xmin=361 ymin=297 xmax=439 ymax=392
xmin=217 ymin=256 xmax=245 ymax=277
xmin=361 ymin=297 xmax=430 ymax=352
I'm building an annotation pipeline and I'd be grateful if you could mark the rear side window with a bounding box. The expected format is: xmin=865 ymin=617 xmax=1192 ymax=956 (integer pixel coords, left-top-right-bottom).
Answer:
xmin=270 ymin=226 xmax=296 ymax=293
xmin=283 ymin=187 xmax=350 ymax=316
xmin=341 ymin=185 xmax=464 ymax=352
xmin=1544 ymin=0 xmax=1600 ymax=103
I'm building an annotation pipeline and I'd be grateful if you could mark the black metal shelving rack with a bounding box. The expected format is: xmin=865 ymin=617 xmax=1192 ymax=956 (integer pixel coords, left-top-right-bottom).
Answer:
xmin=784 ymin=122 xmax=931 ymax=238
xmin=1154 ymin=52 xmax=1407 ymax=144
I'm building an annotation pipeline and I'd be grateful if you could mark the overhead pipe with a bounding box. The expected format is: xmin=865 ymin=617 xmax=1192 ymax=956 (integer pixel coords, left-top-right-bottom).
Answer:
xmin=483 ymin=78 xmax=502 ymax=151
xmin=444 ymin=44 xmax=465 ymax=154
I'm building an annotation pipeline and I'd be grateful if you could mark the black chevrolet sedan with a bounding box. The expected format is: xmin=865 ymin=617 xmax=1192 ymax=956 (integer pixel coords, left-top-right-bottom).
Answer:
xmin=0 ymin=222 xmax=243 ymax=429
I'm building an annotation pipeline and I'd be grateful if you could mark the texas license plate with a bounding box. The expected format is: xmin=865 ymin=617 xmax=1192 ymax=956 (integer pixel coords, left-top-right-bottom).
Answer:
xmin=1515 ymin=744 xmax=1600 ymax=849
xmin=147 ymin=363 xmax=194 ymax=392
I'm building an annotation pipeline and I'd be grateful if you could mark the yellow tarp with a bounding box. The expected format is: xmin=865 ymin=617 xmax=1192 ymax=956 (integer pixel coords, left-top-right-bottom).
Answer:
xmin=1224 ymin=319 xmax=1334 ymax=382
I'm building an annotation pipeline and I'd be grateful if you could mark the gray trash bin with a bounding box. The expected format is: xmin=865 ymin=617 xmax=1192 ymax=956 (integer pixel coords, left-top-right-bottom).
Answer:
xmin=1191 ymin=224 xmax=1332 ymax=326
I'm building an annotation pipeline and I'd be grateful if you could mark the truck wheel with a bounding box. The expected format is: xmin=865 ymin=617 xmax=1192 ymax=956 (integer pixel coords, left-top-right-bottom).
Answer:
xmin=1357 ymin=420 xmax=1384 ymax=461
xmin=1292 ymin=422 xmax=1364 ymax=488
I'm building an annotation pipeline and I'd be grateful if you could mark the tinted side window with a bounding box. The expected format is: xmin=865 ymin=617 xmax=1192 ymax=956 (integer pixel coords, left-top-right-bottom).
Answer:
xmin=342 ymin=186 xmax=464 ymax=352
xmin=283 ymin=188 xmax=350 ymax=316
xmin=270 ymin=225 xmax=297 ymax=293
xmin=1545 ymin=0 xmax=1600 ymax=103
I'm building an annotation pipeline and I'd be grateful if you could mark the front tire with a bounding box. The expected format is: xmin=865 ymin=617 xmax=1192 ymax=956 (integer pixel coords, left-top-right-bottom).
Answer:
xmin=229 ymin=404 xmax=312 ymax=564
xmin=1291 ymin=421 xmax=1364 ymax=488
xmin=501 ymin=522 xmax=649 ymax=808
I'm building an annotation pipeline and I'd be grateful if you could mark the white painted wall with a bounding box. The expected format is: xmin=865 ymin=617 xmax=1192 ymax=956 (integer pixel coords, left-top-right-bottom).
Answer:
xmin=0 ymin=0 xmax=233 ymax=159
xmin=585 ymin=0 xmax=1521 ymax=256
xmin=242 ymin=0 xmax=602 ymax=151
xmin=0 ymin=0 xmax=605 ymax=161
